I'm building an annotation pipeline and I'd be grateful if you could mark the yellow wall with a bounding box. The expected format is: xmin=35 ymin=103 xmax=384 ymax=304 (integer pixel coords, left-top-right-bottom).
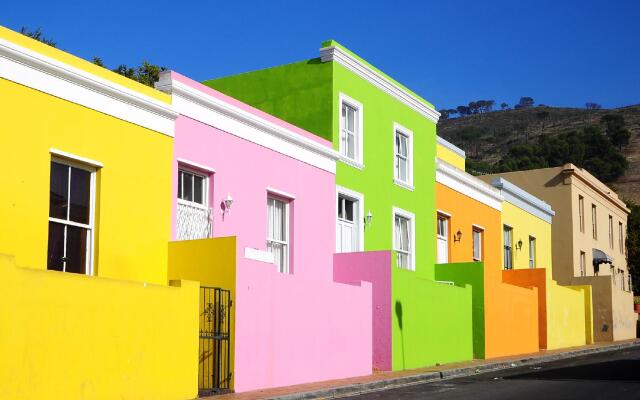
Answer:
xmin=168 ymin=237 xmax=237 ymax=389
xmin=0 ymin=76 xmax=173 ymax=285
xmin=436 ymin=143 xmax=465 ymax=170
xmin=502 ymin=201 xmax=592 ymax=349
xmin=0 ymin=254 xmax=199 ymax=400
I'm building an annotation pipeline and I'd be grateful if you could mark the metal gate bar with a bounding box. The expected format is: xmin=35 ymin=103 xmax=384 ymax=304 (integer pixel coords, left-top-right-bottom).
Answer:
xmin=199 ymin=286 xmax=232 ymax=396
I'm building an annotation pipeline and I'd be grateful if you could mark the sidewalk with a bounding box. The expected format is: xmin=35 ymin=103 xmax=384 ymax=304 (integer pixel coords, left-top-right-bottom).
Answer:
xmin=208 ymin=339 xmax=640 ymax=400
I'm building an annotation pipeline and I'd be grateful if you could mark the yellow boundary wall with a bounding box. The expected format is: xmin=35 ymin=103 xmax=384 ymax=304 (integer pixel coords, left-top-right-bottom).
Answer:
xmin=0 ymin=254 xmax=199 ymax=400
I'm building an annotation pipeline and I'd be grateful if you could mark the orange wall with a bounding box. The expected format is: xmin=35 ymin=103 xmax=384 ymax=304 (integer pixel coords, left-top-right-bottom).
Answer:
xmin=436 ymin=183 xmax=540 ymax=358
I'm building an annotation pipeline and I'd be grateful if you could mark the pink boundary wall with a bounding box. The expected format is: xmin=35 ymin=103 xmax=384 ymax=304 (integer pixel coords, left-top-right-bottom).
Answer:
xmin=334 ymin=252 xmax=392 ymax=371
xmin=169 ymin=72 xmax=372 ymax=392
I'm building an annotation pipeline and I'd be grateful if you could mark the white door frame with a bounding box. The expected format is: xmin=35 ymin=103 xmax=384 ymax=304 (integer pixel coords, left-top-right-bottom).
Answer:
xmin=336 ymin=185 xmax=365 ymax=252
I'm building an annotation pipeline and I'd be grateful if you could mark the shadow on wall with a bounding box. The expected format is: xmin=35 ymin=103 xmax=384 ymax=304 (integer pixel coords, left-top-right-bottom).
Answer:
xmin=395 ymin=300 xmax=404 ymax=370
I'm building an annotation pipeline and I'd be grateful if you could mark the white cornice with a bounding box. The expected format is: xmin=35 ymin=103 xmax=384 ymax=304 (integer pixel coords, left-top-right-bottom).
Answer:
xmin=0 ymin=37 xmax=177 ymax=136
xmin=436 ymin=136 xmax=466 ymax=158
xmin=157 ymin=74 xmax=339 ymax=173
xmin=490 ymin=177 xmax=555 ymax=223
xmin=320 ymin=45 xmax=440 ymax=124
xmin=436 ymin=159 xmax=503 ymax=211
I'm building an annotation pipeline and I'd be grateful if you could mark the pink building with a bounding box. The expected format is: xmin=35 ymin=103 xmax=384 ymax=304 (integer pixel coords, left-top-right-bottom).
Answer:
xmin=157 ymin=72 xmax=373 ymax=393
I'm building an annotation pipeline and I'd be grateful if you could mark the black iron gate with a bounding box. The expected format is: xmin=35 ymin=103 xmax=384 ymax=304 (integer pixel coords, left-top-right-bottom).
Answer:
xmin=199 ymin=286 xmax=232 ymax=396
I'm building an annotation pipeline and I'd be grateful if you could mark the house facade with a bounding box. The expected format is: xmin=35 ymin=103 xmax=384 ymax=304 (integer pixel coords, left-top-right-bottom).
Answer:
xmin=481 ymin=165 xmax=636 ymax=342
xmin=0 ymin=26 xmax=199 ymax=399
xmin=157 ymin=71 xmax=373 ymax=392
xmin=433 ymin=142 xmax=540 ymax=359
xmin=489 ymin=177 xmax=594 ymax=350
xmin=205 ymin=40 xmax=474 ymax=370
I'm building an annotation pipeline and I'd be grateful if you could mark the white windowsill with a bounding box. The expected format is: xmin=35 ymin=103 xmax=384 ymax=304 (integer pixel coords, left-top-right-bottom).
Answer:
xmin=393 ymin=178 xmax=415 ymax=191
xmin=338 ymin=155 xmax=365 ymax=170
xmin=244 ymin=248 xmax=275 ymax=264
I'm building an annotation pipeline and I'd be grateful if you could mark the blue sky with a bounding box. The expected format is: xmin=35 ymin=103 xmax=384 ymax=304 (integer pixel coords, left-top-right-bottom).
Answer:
xmin=3 ymin=0 xmax=639 ymax=110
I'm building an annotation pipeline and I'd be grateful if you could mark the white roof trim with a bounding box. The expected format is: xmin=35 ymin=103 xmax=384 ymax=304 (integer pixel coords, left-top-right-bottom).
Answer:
xmin=490 ymin=178 xmax=555 ymax=224
xmin=320 ymin=45 xmax=440 ymax=124
xmin=437 ymin=136 xmax=466 ymax=158
xmin=0 ymin=36 xmax=177 ymax=136
xmin=157 ymin=74 xmax=339 ymax=174
xmin=436 ymin=159 xmax=503 ymax=211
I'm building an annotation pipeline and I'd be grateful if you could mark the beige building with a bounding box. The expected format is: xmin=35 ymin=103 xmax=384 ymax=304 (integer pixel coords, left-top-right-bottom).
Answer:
xmin=481 ymin=164 xmax=636 ymax=342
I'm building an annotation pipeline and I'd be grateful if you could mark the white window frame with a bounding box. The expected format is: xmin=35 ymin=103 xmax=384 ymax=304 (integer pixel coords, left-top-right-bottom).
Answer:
xmin=578 ymin=195 xmax=584 ymax=233
xmin=336 ymin=185 xmax=365 ymax=252
xmin=579 ymin=250 xmax=586 ymax=277
xmin=591 ymin=204 xmax=597 ymax=239
xmin=503 ymin=224 xmax=513 ymax=270
xmin=392 ymin=122 xmax=414 ymax=190
xmin=608 ymin=215 xmax=614 ymax=249
xmin=392 ymin=207 xmax=416 ymax=271
xmin=472 ymin=225 xmax=484 ymax=262
xmin=48 ymin=156 xmax=97 ymax=276
xmin=177 ymin=167 xmax=209 ymax=209
xmin=619 ymin=222 xmax=624 ymax=254
xmin=267 ymin=191 xmax=292 ymax=274
xmin=529 ymin=236 xmax=536 ymax=268
xmin=338 ymin=93 xmax=364 ymax=168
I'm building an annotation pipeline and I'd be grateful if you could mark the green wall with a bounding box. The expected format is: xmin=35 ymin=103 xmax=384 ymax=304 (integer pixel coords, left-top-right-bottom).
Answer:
xmin=435 ymin=262 xmax=485 ymax=359
xmin=204 ymin=59 xmax=333 ymax=141
xmin=205 ymin=42 xmax=475 ymax=369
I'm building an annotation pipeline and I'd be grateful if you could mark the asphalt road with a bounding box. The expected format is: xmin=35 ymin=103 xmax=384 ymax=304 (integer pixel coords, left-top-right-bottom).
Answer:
xmin=344 ymin=347 xmax=640 ymax=400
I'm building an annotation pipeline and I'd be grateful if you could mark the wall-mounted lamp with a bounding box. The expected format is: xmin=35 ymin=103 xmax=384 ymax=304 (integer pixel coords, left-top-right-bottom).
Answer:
xmin=516 ymin=239 xmax=523 ymax=251
xmin=365 ymin=210 xmax=374 ymax=226
xmin=454 ymin=229 xmax=462 ymax=243
xmin=224 ymin=193 xmax=233 ymax=214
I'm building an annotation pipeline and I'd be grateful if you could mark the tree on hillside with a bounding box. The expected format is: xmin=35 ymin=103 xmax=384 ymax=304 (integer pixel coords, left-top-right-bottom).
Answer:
xmin=626 ymin=200 xmax=640 ymax=295
xmin=536 ymin=110 xmax=550 ymax=135
xmin=457 ymin=105 xmax=471 ymax=116
xmin=20 ymin=26 xmax=56 ymax=47
xmin=500 ymin=102 xmax=509 ymax=110
xmin=586 ymin=102 xmax=602 ymax=110
xmin=582 ymin=125 xmax=628 ymax=182
xmin=601 ymin=114 xmax=631 ymax=150
xmin=514 ymin=97 xmax=535 ymax=109
xmin=439 ymin=109 xmax=451 ymax=120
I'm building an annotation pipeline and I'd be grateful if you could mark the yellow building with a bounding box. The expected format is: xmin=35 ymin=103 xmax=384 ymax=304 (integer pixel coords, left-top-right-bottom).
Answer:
xmin=0 ymin=26 xmax=199 ymax=399
xmin=489 ymin=177 xmax=593 ymax=349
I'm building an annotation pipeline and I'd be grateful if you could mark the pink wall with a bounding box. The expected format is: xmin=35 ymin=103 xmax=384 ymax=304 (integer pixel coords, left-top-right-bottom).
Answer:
xmin=170 ymin=73 xmax=372 ymax=392
xmin=334 ymin=251 xmax=392 ymax=371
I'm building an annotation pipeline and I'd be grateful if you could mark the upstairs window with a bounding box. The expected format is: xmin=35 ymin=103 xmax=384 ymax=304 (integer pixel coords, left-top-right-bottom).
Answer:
xmin=529 ymin=236 xmax=536 ymax=268
xmin=609 ymin=215 xmax=614 ymax=249
xmin=619 ymin=222 xmax=624 ymax=254
xmin=578 ymin=195 xmax=585 ymax=233
xmin=591 ymin=204 xmax=597 ymax=239
xmin=47 ymin=159 xmax=95 ymax=275
xmin=267 ymin=196 xmax=290 ymax=274
xmin=580 ymin=251 xmax=586 ymax=277
xmin=472 ymin=227 xmax=483 ymax=262
xmin=178 ymin=169 xmax=207 ymax=207
xmin=339 ymin=93 xmax=363 ymax=166
xmin=393 ymin=124 xmax=413 ymax=188
xmin=503 ymin=225 xmax=513 ymax=270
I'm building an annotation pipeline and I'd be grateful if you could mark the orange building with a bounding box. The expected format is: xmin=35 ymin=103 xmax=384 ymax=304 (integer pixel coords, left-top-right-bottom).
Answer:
xmin=434 ymin=154 xmax=540 ymax=359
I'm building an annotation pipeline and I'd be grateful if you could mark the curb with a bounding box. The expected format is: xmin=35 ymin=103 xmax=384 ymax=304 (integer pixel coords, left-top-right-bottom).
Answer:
xmin=267 ymin=341 xmax=640 ymax=400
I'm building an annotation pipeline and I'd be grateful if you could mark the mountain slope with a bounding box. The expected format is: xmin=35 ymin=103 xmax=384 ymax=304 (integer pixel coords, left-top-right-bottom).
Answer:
xmin=437 ymin=105 xmax=640 ymax=203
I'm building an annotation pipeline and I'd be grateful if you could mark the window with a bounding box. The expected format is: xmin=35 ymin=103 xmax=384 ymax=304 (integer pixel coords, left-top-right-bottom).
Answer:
xmin=178 ymin=169 xmax=207 ymax=207
xmin=267 ymin=197 xmax=290 ymax=274
xmin=503 ymin=225 xmax=513 ymax=270
xmin=394 ymin=208 xmax=415 ymax=270
xmin=619 ymin=222 xmax=624 ymax=254
xmin=337 ymin=193 xmax=360 ymax=252
xmin=472 ymin=227 xmax=483 ymax=261
xmin=436 ymin=213 xmax=449 ymax=264
xmin=608 ymin=215 xmax=614 ymax=249
xmin=176 ymin=167 xmax=211 ymax=240
xmin=393 ymin=124 xmax=413 ymax=188
xmin=618 ymin=269 xmax=625 ymax=290
xmin=529 ymin=236 xmax=536 ymax=268
xmin=579 ymin=251 xmax=586 ymax=277
xmin=47 ymin=160 xmax=95 ymax=274
xmin=339 ymin=94 xmax=364 ymax=165
xmin=578 ymin=195 xmax=585 ymax=233
xmin=591 ymin=204 xmax=597 ymax=239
